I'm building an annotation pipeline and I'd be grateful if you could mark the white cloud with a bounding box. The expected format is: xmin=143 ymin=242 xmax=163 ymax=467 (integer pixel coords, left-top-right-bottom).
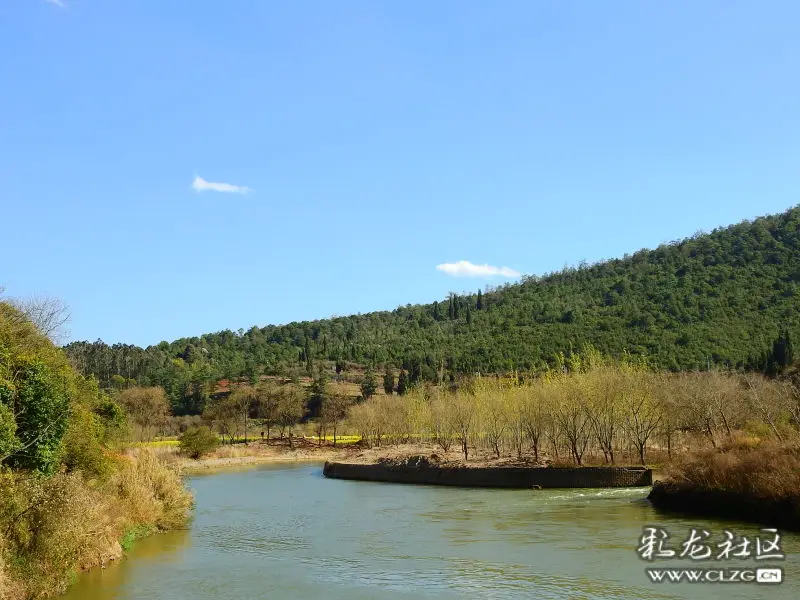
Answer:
xmin=45 ymin=0 xmax=67 ymax=8
xmin=436 ymin=261 xmax=521 ymax=278
xmin=192 ymin=175 xmax=252 ymax=195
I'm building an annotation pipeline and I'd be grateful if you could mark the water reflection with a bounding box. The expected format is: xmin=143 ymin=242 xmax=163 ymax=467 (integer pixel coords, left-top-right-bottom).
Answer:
xmin=62 ymin=528 xmax=191 ymax=599
xmin=62 ymin=464 xmax=799 ymax=600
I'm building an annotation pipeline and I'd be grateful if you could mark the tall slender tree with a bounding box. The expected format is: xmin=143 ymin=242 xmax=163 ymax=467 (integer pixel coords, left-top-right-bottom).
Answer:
xmin=383 ymin=365 xmax=395 ymax=395
xmin=396 ymin=370 xmax=409 ymax=396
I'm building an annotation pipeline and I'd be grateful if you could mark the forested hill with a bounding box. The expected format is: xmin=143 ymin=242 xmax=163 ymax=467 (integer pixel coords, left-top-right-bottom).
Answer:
xmin=66 ymin=206 xmax=800 ymax=414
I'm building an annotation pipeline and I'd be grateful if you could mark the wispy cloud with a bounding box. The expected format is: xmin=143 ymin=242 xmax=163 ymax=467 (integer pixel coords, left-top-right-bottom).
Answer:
xmin=192 ymin=175 xmax=252 ymax=195
xmin=436 ymin=261 xmax=521 ymax=278
xmin=45 ymin=0 xmax=67 ymax=8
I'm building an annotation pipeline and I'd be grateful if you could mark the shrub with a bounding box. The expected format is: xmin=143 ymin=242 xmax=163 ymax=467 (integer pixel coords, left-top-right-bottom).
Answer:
xmin=179 ymin=426 xmax=220 ymax=459
xmin=112 ymin=449 xmax=194 ymax=530
xmin=665 ymin=441 xmax=800 ymax=500
xmin=0 ymin=451 xmax=193 ymax=599
xmin=61 ymin=405 xmax=113 ymax=480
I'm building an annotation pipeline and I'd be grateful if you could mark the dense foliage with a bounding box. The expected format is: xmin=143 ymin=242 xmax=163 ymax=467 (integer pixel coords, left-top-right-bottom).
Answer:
xmin=0 ymin=301 xmax=193 ymax=599
xmin=179 ymin=426 xmax=220 ymax=459
xmin=0 ymin=302 xmax=118 ymax=475
xmin=65 ymin=206 xmax=800 ymax=415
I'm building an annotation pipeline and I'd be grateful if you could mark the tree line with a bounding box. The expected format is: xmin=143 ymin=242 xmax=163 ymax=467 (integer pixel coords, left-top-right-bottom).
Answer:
xmin=65 ymin=205 xmax=800 ymax=415
xmin=346 ymin=350 xmax=800 ymax=465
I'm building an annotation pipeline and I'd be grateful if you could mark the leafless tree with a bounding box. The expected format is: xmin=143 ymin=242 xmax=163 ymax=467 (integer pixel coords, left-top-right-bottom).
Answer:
xmin=10 ymin=295 xmax=71 ymax=343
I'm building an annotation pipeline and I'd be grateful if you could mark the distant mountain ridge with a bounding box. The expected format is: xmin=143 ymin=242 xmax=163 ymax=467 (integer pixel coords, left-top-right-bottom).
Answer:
xmin=65 ymin=205 xmax=800 ymax=413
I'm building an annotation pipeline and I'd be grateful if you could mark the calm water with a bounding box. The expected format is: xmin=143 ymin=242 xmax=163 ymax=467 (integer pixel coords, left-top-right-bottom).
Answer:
xmin=63 ymin=464 xmax=799 ymax=599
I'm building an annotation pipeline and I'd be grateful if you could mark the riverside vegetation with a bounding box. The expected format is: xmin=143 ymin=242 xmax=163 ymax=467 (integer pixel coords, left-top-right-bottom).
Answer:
xmin=63 ymin=205 xmax=800 ymax=526
xmin=140 ymin=346 xmax=800 ymax=525
xmin=0 ymin=301 xmax=193 ymax=600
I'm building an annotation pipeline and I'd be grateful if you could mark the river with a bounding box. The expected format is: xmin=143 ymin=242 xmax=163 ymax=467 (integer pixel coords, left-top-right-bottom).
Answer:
xmin=62 ymin=463 xmax=799 ymax=599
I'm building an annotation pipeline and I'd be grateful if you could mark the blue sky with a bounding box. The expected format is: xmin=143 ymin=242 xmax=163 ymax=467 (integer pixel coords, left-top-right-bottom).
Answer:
xmin=1 ymin=1 xmax=799 ymax=347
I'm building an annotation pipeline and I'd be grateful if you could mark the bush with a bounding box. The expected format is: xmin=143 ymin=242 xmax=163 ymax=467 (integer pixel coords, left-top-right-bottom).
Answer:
xmin=178 ymin=426 xmax=219 ymax=459
xmin=665 ymin=441 xmax=800 ymax=500
xmin=0 ymin=450 xmax=193 ymax=599
xmin=113 ymin=449 xmax=194 ymax=530
xmin=61 ymin=405 xmax=112 ymax=480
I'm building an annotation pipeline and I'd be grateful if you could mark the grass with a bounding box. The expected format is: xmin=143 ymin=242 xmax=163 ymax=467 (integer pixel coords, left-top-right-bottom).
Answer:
xmin=135 ymin=439 xmax=179 ymax=447
xmin=119 ymin=524 xmax=154 ymax=553
xmin=664 ymin=439 xmax=800 ymax=500
xmin=305 ymin=434 xmax=361 ymax=444
xmin=135 ymin=434 xmax=364 ymax=446
xmin=0 ymin=449 xmax=193 ymax=599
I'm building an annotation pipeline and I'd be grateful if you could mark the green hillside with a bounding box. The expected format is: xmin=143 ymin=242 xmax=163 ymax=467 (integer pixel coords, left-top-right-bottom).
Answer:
xmin=65 ymin=205 xmax=800 ymax=414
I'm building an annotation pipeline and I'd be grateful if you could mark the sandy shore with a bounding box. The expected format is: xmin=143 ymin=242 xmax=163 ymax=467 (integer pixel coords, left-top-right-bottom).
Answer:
xmin=160 ymin=439 xmax=356 ymax=474
xmin=159 ymin=440 xmax=662 ymax=476
xmin=181 ymin=450 xmax=340 ymax=473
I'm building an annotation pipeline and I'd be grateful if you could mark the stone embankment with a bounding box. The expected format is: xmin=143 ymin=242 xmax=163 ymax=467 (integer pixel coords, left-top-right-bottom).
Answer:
xmin=323 ymin=456 xmax=652 ymax=489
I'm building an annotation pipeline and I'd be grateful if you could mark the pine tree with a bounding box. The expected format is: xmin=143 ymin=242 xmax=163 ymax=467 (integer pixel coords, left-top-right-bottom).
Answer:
xmin=466 ymin=305 xmax=472 ymax=324
xmin=360 ymin=367 xmax=377 ymax=400
xmin=396 ymin=369 xmax=409 ymax=395
xmin=433 ymin=301 xmax=441 ymax=321
xmin=783 ymin=329 xmax=794 ymax=366
xmin=476 ymin=289 xmax=483 ymax=310
xmin=304 ymin=338 xmax=312 ymax=373
xmin=767 ymin=329 xmax=794 ymax=375
xmin=383 ymin=365 xmax=395 ymax=395
xmin=308 ymin=365 xmax=328 ymax=417
xmin=409 ymin=358 xmax=422 ymax=384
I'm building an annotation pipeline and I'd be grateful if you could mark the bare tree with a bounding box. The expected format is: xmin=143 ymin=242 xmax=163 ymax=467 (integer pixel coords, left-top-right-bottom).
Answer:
xmin=276 ymin=384 xmax=305 ymax=444
xmin=10 ymin=295 xmax=71 ymax=343
xmin=255 ymin=380 xmax=280 ymax=439
xmin=479 ymin=382 xmax=510 ymax=458
xmin=622 ymin=374 xmax=663 ymax=465
xmin=451 ymin=391 xmax=478 ymax=461
xmin=429 ymin=389 xmax=456 ymax=452
xmin=229 ymin=385 xmax=257 ymax=444
xmin=552 ymin=379 xmax=591 ymax=465
xmin=584 ymin=366 xmax=622 ymax=464
xmin=322 ymin=383 xmax=352 ymax=447
xmin=519 ymin=384 xmax=550 ymax=463
xmin=704 ymin=370 xmax=743 ymax=441
xmin=655 ymin=378 xmax=680 ymax=459
xmin=744 ymin=374 xmax=788 ymax=442
xmin=676 ymin=372 xmax=721 ymax=446
xmin=204 ymin=395 xmax=240 ymax=444
xmin=783 ymin=382 xmax=800 ymax=434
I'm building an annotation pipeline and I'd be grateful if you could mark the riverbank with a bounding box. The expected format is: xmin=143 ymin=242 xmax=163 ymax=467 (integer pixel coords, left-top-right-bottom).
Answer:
xmin=151 ymin=437 xmax=355 ymax=474
xmin=646 ymin=442 xmax=800 ymax=530
xmin=171 ymin=440 xmax=659 ymax=483
xmin=0 ymin=450 xmax=193 ymax=600
xmin=168 ymin=440 xmax=624 ymax=474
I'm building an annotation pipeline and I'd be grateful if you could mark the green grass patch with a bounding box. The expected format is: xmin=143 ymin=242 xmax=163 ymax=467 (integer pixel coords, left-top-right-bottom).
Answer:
xmin=120 ymin=524 xmax=155 ymax=552
xmin=134 ymin=439 xmax=180 ymax=447
xmin=304 ymin=434 xmax=362 ymax=444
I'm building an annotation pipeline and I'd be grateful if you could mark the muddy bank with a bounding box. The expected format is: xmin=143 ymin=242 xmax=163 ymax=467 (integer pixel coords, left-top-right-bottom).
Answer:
xmin=648 ymin=481 xmax=800 ymax=531
xmin=145 ymin=438 xmax=353 ymax=474
xmin=180 ymin=451 xmax=338 ymax=474
xmin=323 ymin=457 xmax=652 ymax=489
